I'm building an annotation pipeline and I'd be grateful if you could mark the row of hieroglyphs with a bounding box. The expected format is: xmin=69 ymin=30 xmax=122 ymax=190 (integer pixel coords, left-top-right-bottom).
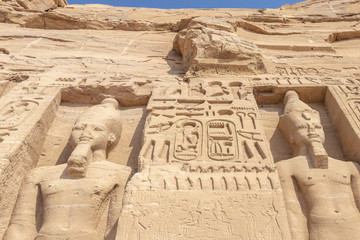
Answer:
xmin=150 ymin=76 xmax=358 ymax=101
xmin=128 ymin=162 xmax=280 ymax=191
xmin=250 ymin=75 xmax=358 ymax=86
xmin=275 ymin=66 xmax=360 ymax=77
xmin=148 ymin=164 xmax=279 ymax=191
xmin=141 ymin=117 xmax=269 ymax=163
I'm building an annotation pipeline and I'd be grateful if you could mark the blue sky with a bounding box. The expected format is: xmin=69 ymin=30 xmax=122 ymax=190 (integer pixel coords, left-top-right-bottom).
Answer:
xmin=67 ymin=0 xmax=304 ymax=9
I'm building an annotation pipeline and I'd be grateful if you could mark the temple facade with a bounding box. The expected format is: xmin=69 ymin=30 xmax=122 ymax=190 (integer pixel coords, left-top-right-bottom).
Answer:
xmin=1 ymin=0 xmax=360 ymax=239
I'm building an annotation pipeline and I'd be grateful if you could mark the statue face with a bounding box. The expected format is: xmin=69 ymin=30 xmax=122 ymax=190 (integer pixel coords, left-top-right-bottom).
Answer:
xmin=286 ymin=109 xmax=325 ymax=146
xmin=70 ymin=117 xmax=114 ymax=151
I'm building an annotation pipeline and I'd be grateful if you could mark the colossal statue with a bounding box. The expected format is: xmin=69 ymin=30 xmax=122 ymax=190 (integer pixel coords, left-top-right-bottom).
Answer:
xmin=276 ymin=91 xmax=360 ymax=240
xmin=4 ymin=98 xmax=131 ymax=240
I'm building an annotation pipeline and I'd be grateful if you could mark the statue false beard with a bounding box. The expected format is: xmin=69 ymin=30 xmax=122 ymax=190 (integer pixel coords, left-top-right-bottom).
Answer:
xmin=67 ymin=144 xmax=93 ymax=178
xmin=309 ymin=141 xmax=328 ymax=169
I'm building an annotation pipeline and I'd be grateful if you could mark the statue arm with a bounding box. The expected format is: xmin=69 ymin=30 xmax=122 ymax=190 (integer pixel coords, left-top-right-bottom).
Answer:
xmin=105 ymin=183 xmax=127 ymax=240
xmin=3 ymin=171 xmax=40 ymax=240
xmin=277 ymin=163 xmax=308 ymax=240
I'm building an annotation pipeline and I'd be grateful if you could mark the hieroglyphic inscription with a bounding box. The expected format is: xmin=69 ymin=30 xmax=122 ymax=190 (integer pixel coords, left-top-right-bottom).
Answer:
xmin=348 ymin=99 xmax=360 ymax=122
xmin=333 ymin=85 xmax=360 ymax=129
xmin=175 ymin=120 xmax=202 ymax=161
xmin=339 ymin=85 xmax=360 ymax=98
xmin=51 ymin=77 xmax=86 ymax=87
xmin=337 ymin=86 xmax=360 ymax=124
xmin=139 ymin=79 xmax=273 ymax=168
xmin=276 ymin=66 xmax=360 ymax=77
xmin=155 ymin=82 xmax=246 ymax=105
xmin=207 ymin=120 xmax=237 ymax=161
xmin=250 ymin=75 xmax=358 ymax=86
xmin=235 ymin=108 xmax=268 ymax=162
xmin=145 ymin=163 xmax=280 ymax=191
xmin=190 ymin=80 xmax=234 ymax=100
xmin=138 ymin=77 xmax=275 ymax=171
xmin=275 ymin=67 xmax=319 ymax=76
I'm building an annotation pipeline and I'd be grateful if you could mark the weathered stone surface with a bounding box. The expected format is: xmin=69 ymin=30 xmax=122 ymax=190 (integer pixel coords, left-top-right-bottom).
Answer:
xmin=1 ymin=0 xmax=360 ymax=239
xmin=173 ymin=16 xmax=267 ymax=74
xmin=1 ymin=0 xmax=67 ymax=12
xmin=16 ymin=0 xmax=67 ymax=11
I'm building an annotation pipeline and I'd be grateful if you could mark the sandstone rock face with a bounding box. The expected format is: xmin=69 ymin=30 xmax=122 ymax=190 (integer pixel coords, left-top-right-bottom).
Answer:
xmin=17 ymin=0 xmax=67 ymax=11
xmin=1 ymin=0 xmax=67 ymax=12
xmin=173 ymin=16 xmax=267 ymax=74
xmin=1 ymin=0 xmax=360 ymax=239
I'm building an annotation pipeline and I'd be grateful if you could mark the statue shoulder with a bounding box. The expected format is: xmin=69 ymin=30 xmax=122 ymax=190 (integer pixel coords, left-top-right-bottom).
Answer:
xmin=24 ymin=164 xmax=66 ymax=184
xmin=95 ymin=161 xmax=132 ymax=175
xmin=343 ymin=159 xmax=360 ymax=172
xmin=276 ymin=157 xmax=305 ymax=174
xmin=97 ymin=161 xmax=132 ymax=185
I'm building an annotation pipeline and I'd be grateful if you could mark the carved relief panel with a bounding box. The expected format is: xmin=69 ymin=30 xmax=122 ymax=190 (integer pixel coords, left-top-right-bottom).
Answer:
xmin=117 ymin=191 xmax=290 ymax=240
xmin=140 ymin=78 xmax=272 ymax=168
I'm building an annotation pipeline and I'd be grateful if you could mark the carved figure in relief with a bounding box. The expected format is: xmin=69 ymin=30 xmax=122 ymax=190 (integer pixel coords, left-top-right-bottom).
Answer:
xmin=181 ymin=199 xmax=232 ymax=238
xmin=4 ymin=98 xmax=131 ymax=240
xmin=276 ymin=91 xmax=360 ymax=240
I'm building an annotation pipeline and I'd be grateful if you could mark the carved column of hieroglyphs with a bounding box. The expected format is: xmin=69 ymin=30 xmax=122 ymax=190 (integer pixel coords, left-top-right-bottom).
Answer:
xmin=117 ymin=77 xmax=291 ymax=240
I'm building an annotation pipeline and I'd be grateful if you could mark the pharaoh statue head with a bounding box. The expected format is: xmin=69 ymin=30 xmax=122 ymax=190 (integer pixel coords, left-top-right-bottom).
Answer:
xmin=67 ymin=98 xmax=122 ymax=177
xmin=279 ymin=91 xmax=328 ymax=168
